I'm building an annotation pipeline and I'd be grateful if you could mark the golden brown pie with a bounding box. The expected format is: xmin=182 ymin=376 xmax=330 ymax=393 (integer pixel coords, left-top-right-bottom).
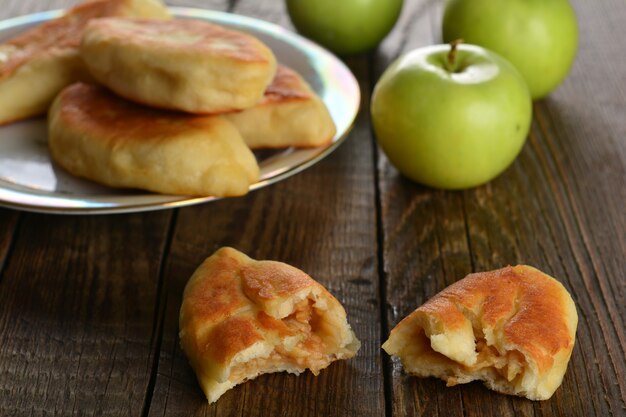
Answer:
xmin=179 ymin=247 xmax=360 ymax=403
xmin=382 ymin=265 xmax=577 ymax=400
xmin=225 ymin=65 xmax=336 ymax=148
xmin=80 ymin=18 xmax=276 ymax=113
xmin=48 ymin=83 xmax=259 ymax=197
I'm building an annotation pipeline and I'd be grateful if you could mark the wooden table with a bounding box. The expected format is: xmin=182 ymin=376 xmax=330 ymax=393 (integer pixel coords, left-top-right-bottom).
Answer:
xmin=1 ymin=0 xmax=624 ymax=416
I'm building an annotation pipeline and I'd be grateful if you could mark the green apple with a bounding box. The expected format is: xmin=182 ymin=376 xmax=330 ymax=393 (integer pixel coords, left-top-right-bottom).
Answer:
xmin=286 ymin=0 xmax=403 ymax=55
xmin=442 ymin=0 xmax=578 ymax=99
xmin=371 ymin=43 xmax=532 ymax=189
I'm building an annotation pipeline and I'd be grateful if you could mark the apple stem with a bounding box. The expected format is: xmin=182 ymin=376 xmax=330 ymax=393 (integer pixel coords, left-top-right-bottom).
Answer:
xmin=447 ymin=38 xmax=464 ymax=70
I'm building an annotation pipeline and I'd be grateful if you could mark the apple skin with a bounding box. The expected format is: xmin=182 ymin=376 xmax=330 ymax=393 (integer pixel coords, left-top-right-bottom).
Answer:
xmin=286 ymin=0 xmax=403 ymax=55
xmin=371 ymin=44 xmax=532 ymax=190
xmin=442 ymin=0 xmax=578 ymax=100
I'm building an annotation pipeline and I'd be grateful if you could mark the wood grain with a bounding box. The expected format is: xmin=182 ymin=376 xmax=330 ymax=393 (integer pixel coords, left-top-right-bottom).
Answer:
xmin=0 ymin=0 xmax=624 ymax=416
xmin=0 ymin=209 xmax=20 ymax=275
xmin=0 ymin=211 xmax=173 ymax=416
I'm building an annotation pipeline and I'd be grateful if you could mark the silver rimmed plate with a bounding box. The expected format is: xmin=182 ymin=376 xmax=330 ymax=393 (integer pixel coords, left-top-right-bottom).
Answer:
xmin=0 ymin=8 xmax=359 ymax=214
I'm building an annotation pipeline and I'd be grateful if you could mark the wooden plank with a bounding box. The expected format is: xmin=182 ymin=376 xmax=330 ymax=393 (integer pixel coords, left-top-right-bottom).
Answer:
xmin=146 ymin=2 xmax=384 ymax=416
xmin=0 ymin=209 xmax=20 ymax=274
xmin=231 ymin=0 xmax=291 ymax=26
xmin=3 ymin=0 xmax=74 ymax=16
xmin=525 ymin=1 xmax=626 ymax=412
xmin=377 ymin=0 xmax=625 ymax=416
xmin=1 ymin=0 xmax=231 ymax=18
xmin=377 ymin=3 xmax=472 ymax=417
xmin=167 ymin=0 xmax=233 ymax=11
xmin=0 ymin=211 xmax=173 ymax=416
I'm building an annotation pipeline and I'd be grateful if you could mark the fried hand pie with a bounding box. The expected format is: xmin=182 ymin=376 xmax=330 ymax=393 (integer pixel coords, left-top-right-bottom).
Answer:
xmin=179 ymin=247 xmax=360 ymax=403
xmin=383 ymin=265 xmax=577 ymax=400
xmin=80 ymin=18 xmax=277 ymax=113
xmin=48 ymin=83 xmax=259 ymax=197
xmin=225 ymin=65 xmax=336 ymax=149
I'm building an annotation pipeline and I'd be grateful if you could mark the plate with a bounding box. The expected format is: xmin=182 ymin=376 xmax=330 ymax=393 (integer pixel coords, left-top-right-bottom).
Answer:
xmin=0 ymin=8 xmax=360 ymax=214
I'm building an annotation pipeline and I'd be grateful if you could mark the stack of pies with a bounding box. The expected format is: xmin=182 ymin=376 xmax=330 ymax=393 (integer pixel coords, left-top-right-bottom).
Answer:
xmin=0 ymin=0 xmax=336 ymax=197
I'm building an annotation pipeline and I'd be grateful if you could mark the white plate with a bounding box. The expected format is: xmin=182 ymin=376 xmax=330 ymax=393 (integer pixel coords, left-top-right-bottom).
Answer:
xmin=0 ymin=8 xmax=359 ymax=214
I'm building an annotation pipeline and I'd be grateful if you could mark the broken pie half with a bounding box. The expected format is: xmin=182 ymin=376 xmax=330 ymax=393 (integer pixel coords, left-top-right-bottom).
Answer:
xmin=382 ymin=265 xmax=577 ymax=400
xmin=179 ymin=247 xmax=360 ymax=403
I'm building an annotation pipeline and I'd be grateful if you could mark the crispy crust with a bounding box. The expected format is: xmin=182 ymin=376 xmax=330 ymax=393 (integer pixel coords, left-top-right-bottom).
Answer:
xmin=225 ymin=66 xmax=336 ymax=149
xmin=48 ymin=83 xmax=259 ymax=196
xmin=383 ymin=265 xmax=578 ymax=400
xmin=80 ymin=18 xmax=277 ymax=113
xmin=179 ymin=247 xmax=360 ymax=403
xmin=1 ymin=0 xmax=126 ymax=81
xmin=262 ymin=65 xmax=312 ymax=102
xmin=0 ymin=0 xmax=170 ymax=124
xmin=52 ymin=82 xmax=220 ymax=139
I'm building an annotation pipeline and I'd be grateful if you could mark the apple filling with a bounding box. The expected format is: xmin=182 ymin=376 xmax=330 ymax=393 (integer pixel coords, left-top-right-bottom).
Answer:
xmin=404 ymin=326 xmax=527 ymax=388
xmin=470 ymin=338 xmax=526 ymax=384
xmin=228 ymin=298 xmax=335 ymax=383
